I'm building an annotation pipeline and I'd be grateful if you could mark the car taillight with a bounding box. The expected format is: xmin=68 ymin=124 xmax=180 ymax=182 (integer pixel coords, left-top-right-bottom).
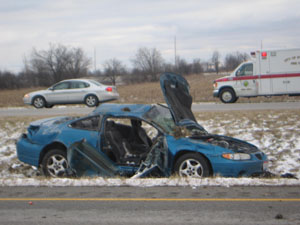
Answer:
xmin=106 ymin=87 xmax=113 ymax=92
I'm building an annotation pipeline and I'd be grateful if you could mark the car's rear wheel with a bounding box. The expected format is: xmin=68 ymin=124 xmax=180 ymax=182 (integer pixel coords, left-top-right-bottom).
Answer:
xmin=174 ymin=153 xmax=210 ymax=178
xmin=32 ymin=96 xmax=46 ymax=108
xmin=85 ymin=95 xmax=99 ymax=107
xmin=41 ymin=149 xmax=68 ymax=177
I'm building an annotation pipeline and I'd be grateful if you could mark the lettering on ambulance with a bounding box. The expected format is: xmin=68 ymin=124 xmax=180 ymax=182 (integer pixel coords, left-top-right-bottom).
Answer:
xmin=284 ymin=56 xmax=300 ymax=65
xmin=234 ymin=63 xmax=258 ymax=96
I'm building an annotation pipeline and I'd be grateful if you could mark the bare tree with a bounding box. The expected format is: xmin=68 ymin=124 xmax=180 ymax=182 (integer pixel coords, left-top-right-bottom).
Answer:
xmin=132 ymin=47 xmax=164 ymax=81
xmin=224 ymin=52 xmax=250 ymax=72
xmin=0 ymin=71 xmax=18 ymax=89
xmin=27 ymin=43 xmax=91 ymax=85
xmin=192 ymin=58 xmax=203 ymax=74
xmin=103 ymin=58 xmax=126 ymax=85
xmin=176 ymin=56 xmax=191 ymax=75
xmin=212 ymin=51 xmax=221 ymax=74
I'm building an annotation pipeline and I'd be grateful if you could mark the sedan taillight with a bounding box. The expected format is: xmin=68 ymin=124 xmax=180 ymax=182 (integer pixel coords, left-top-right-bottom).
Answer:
xmin=106 ymin=87 xmax=113 ymax=92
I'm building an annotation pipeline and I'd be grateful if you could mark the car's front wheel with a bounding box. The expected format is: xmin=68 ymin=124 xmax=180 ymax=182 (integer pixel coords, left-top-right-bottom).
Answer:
xmin=32 ymin=96 xmax=46 ymax=108
xmin=219 ymin=88 xmax=238 ymax=103
xmin=174 ymin=153 xmax=210 ymax=178
xmin=85 ymin=95 xmax=99 ymax=107
xmin=41 ymin=149 xmax=68 ymax=177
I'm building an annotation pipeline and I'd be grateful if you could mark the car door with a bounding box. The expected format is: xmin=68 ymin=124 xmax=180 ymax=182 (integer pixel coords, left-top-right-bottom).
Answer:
xmin=235 ymin=63 xmax=258 ymax=97
xmin=68 ymin=81 xmax=90 ymax=103
xmin=45 ymin=81 xmax=71 ymax=103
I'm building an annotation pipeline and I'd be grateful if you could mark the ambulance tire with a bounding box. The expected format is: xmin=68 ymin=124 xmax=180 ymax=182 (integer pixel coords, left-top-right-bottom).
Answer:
xmin=220 ymin=88 xmax=237 ymax=103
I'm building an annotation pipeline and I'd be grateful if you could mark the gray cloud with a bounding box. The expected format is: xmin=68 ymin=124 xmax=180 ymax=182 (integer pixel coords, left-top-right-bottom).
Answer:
xmin=0 ymin=0 xmax=300 ymax=72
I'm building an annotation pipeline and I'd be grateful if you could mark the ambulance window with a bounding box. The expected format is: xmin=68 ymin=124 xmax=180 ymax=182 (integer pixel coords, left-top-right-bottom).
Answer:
xmin=236 ymin=63 xmax=253 ymax=76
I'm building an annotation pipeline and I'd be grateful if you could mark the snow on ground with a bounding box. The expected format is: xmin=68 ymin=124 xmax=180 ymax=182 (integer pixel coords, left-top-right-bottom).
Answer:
xmin=0 ymin=111 xmax=299 ymax=187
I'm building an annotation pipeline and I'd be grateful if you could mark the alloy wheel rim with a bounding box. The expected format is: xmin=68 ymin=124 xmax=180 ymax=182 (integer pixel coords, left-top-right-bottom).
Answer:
xmin=179 ymin=159 xmax=203 ymax=178
xmin=47 ymin=154 xmax=68 ymax=177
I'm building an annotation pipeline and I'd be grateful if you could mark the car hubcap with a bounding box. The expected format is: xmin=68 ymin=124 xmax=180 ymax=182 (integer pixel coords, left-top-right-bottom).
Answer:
xmin=86 ymin=96 xmax=96 ymax=106
xmin=47 ymin=154 xmax=68 ymax=177
xmin=34 ymin=98 xmax=44 ymax=107
xmin=222 ymin=92 xmax=232 ymax=102
xmin=179 ymin=159 xmax=203 ymax=178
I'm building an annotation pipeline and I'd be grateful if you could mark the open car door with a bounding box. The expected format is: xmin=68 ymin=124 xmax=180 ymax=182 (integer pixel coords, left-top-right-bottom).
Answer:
xmin=67 ymin=137 xmax=170 ymax=178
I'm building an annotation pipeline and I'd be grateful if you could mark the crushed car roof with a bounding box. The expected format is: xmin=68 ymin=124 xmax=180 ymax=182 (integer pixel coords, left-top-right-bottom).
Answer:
xmin=91 ymin=103 xmax=152 ymax=118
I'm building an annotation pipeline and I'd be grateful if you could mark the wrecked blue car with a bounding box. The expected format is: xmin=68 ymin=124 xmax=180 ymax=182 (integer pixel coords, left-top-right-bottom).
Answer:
xmin=16 ymin=73 xmax=268 ymax=178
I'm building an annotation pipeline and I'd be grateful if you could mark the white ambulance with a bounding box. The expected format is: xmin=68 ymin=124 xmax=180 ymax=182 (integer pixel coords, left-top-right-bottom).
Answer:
xmin=213 ymin=48 xmax=300 ymax=103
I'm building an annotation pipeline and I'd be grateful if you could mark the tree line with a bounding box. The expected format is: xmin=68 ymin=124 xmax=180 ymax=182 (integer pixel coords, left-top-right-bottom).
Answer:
xmin=0 ymin=43 xmax=249 ymax=89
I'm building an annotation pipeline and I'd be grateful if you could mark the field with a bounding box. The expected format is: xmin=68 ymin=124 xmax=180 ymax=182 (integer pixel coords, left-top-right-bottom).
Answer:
xmin=0 ymin=73 xmax=300 ymax=186
xmin=1 ymin=110 xmax=300 ymax=186
xmin=1 ymin=73 xmax=299 ymax=107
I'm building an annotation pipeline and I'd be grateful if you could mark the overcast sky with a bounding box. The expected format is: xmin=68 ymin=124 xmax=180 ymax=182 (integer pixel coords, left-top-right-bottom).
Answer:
xmin=1 ymin=0 xmax=300 ymax=72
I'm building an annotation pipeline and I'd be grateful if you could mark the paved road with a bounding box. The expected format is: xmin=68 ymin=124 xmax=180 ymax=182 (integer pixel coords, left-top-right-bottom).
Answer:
xmin=1 ymin=101 xmax=300 ymax=117
xmin=0 ymin=186 xmax=299 ymax=225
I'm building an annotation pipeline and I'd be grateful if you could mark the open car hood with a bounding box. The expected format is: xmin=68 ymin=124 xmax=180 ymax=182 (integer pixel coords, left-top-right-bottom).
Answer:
xmin=160 ymin=73 xmax=196 ymax=124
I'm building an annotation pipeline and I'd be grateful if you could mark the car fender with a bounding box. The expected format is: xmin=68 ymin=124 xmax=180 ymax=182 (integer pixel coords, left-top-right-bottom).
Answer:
xmin=84 ymin=92 xmax=99 ymax=101
xmin=166 ymin=136 xmax=215 ymax=168
xmin=218 ymin=85 xmax=236 ymax=97
xmin=31 ymin=94 xmax=47 ymax=105
xmin=38 ymin=141 xmax=68 ymax=165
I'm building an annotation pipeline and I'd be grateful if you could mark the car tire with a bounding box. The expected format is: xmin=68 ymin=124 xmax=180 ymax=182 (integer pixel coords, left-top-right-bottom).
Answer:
xmin=220 ymin=88 xmax=237 ymax=103
xmin=41 ymin=149 xmax=68 ymax=177
xmin=45 ymin=104 xmax=54 ymax=108
xmin=85 ymin=95 xmax=99 ymax=107
xmin=174 ymin=153 xmax=210 ymax=178
xmin=32 ymin=96 xmax=46 ymax=108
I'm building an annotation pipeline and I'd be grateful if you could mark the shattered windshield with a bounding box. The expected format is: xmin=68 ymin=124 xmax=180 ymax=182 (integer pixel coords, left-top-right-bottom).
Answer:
xmin=144 ymin=105 xmax=176 ymax=134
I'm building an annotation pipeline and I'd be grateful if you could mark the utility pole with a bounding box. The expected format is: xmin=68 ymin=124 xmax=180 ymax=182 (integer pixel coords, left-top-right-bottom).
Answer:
xmin=94 ymin=47 xmax=97 ymax=71
xmin=174 ymin=36 xmax=177 ymax=68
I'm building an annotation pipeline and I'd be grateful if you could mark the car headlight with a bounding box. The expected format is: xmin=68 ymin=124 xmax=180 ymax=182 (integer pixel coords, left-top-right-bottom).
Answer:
xmin=222 ymin=153 xmax=251 ymax=160
xmin=24 ymin=94 xmax=30 ymax=98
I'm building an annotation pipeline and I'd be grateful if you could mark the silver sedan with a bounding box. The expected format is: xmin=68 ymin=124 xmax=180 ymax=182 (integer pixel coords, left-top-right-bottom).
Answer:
xmin=23 ymin=79 xmax=119 ymax=108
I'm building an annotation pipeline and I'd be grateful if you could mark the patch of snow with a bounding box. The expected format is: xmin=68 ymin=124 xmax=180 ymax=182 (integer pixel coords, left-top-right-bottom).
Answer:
xmin=0 ymin=111 xmax=299 ymax=186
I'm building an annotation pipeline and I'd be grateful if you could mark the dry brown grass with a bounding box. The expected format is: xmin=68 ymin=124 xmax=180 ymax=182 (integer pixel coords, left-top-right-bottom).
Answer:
xmin=0 ymin=87 xmax=39 ymax=107
xmin=1 ymin=73 xmax=300 ymax=107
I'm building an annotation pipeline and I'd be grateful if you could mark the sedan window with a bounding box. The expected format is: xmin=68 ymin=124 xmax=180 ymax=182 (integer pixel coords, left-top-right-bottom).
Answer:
xmin=53 ymin=82 xmax=70 ymax=90
xmin=70 ymin=116 xmax=100 ymax=131
xmin=144 ymin=105 xmax=176 ymax=134
xmin=89 ymin=80 xmax=102 ymax=86
xmin=70 ymin=81 xmax=89 ymax=89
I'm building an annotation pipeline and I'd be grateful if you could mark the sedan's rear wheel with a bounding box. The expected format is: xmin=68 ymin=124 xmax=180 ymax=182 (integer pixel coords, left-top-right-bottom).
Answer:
xmin=32 ymin=96 xmax=46 ymax=108
xmin=174 ymin=153 xmax=210 ymax=178
xmin=85 ymin=95 xmax=99 ymax=107
xmin=41 ymin=149 xmax=68 ymax=177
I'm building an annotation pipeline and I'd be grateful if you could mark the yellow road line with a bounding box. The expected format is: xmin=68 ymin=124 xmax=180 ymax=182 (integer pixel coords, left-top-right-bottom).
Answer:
xmin=0 ymin=198 xmax=300 ymax=202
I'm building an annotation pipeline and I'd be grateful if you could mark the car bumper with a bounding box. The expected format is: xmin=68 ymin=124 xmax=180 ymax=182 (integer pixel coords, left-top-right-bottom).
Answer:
xmin=213 ymin=89 xmax=219 ymax=97
xmin=99 ymin=92 xmax=120 ymax=102
xmin=23 ymin=97 xmax=31 ymax=105
xmin=211 ymin=154 xmax=268 ymax=177
xmin=16 ymin=134 xmax=43 ymax=167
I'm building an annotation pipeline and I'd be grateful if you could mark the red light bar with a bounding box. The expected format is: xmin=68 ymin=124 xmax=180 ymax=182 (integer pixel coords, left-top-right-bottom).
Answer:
xmin=261 ymin=52 xmax=267 ymax=58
